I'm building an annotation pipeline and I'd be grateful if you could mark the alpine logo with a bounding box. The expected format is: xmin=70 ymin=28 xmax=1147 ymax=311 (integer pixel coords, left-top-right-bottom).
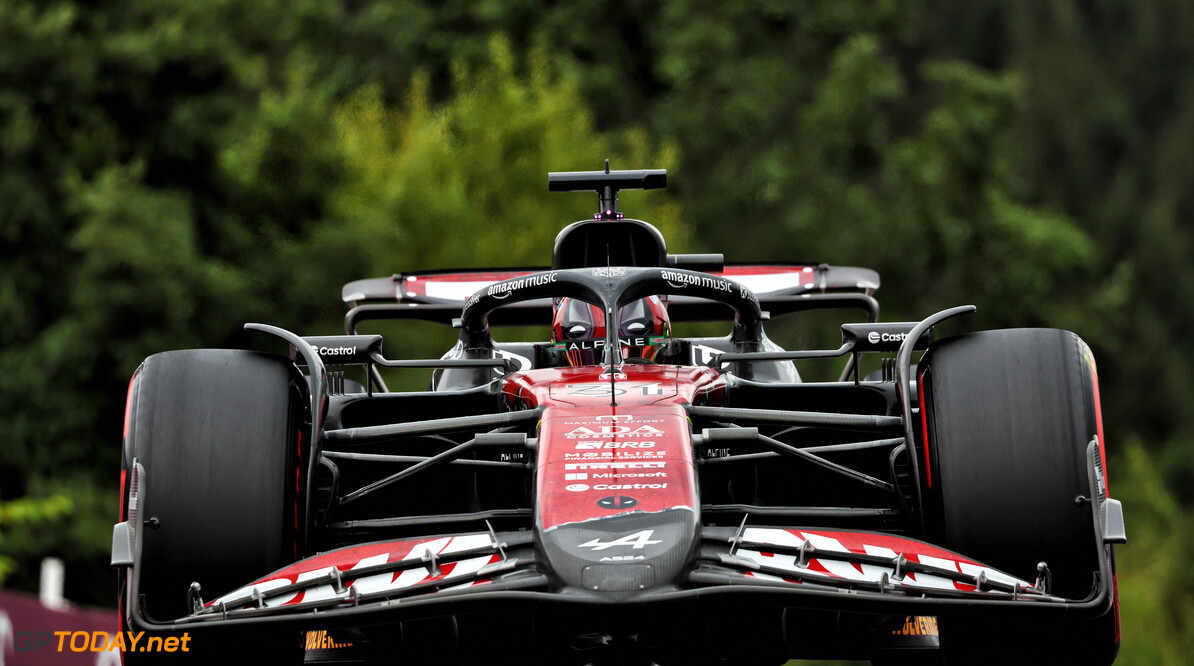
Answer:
xmin=565 ymin=451 xmax=665 ymax=459
xmin=577 ymin=530 xmax=662 ymax=551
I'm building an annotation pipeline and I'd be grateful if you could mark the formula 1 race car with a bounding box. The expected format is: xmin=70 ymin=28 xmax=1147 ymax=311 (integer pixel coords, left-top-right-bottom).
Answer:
xmin=113 ymin=167 xmax=1124 ymax=665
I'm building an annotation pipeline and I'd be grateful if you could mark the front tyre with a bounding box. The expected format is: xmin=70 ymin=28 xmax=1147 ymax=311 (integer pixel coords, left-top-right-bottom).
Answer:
xmin=118 ymin=350 xmax=305 ymax=663
xmin=919 ymin=329 xmax=1119 ymax=665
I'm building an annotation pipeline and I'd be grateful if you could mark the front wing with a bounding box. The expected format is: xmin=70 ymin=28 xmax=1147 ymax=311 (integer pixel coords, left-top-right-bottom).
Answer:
xmin=113 ymin=453 xmax=1121 ymax=663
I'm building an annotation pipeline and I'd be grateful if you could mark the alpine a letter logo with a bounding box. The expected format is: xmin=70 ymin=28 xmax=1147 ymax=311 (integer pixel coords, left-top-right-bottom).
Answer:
xmin=577 ymin=530 xmax=661 ymax=551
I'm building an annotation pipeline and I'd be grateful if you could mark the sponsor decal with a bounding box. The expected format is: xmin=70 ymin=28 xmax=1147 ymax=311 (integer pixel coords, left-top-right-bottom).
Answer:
xmin=690 ymin=343 xmax=724 ymax=366
xmin=562 ymin=416 xmax=664 ymax=427
xmin=739 ymin=283 xmax=759 ymax=305
xmin=600 ymin=555 xmax=644 ymax=562
xmin=494 ymin=349 xmax=532 ymax=371
xmin=592 ymin=483 xmax=667 ymax=490
xmin=591 ymin=472 xmax=667 ymax=479
xmin=566 ymin=484 xmax=591 ymax=492
xmin=318 ymin=346 xmax=358 ymax=356
xmin=867 ymin=331 xmax=909 ymax=344
xmin=554 ymin=337 xmax=666 ymax=352
xmin=658 ymin=270 xmax=756 ymax=304
xmin=565 ymin=462 xmax=665 ymax=470
xmin=486 ymin=272 xmax=558 ymax=299
xmin=565 ymin=451 xmax=665 ymax=459
xmin=575 ymin=441 xmax=657 ymax=450
xmin=591 ymin=267 xmax=627 ymax=278
xmin=596 ymin=496 xmax=638 ymax=510
xmin=566 ymin=425 xmax=665 ymax=439
xmin=660 ymin=270 xmax=733 ymax=293
xmin=563 ymin=382 xmax=667 ymax=398
xmin=306 ymin=630 xmax=354 ymax=650
xmin=208 ymin=537 xmax=501 ymax=609
xmin=578 ymin=530 xmax=662 ymax=551
xmin=732 ymin=529 xmax=1037 ymax=593
xmin=892 ymin=616 xmax=939 ymax=637
xmin=565 ymin=473 xmax=588 ymax=480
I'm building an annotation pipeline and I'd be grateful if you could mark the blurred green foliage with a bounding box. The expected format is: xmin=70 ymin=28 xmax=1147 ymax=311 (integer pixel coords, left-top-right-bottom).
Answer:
xmin=1 ymin=0 xmax=1191 ymax=661
xmin=0 ymin=487 xmax=72 ymax=584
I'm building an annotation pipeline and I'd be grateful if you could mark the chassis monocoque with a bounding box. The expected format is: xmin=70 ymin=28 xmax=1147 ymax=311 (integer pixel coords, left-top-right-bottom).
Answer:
xmin=113 ymin=168 xmax=1124 ymax=665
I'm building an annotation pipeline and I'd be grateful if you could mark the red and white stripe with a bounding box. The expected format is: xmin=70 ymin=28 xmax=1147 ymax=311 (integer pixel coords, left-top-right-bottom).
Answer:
xmin=208 ymin=534 xmax=499 ymax=609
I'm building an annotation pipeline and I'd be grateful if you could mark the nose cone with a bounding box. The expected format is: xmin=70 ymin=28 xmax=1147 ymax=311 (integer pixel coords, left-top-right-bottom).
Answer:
xmin=539 ymin=508 xmax=699 ymax=597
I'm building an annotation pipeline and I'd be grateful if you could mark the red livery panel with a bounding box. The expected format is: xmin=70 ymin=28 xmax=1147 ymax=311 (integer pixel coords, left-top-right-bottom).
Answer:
xmin=503 ymin=365 xmax=725 ymax=531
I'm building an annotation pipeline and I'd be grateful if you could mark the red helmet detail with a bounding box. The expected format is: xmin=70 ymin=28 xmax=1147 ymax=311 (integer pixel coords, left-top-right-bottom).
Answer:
xmin=551 ymin=296 xmax=671 ymax=366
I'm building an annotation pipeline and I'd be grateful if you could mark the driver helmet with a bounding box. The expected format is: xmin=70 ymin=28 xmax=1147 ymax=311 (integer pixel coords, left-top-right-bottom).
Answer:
xmin=551 ymin=296 xmax=671 ymax=366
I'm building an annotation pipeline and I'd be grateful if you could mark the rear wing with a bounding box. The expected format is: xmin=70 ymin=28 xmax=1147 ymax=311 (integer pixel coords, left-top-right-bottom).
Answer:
xmin=341 ymin=264 xmax=881 ymax=333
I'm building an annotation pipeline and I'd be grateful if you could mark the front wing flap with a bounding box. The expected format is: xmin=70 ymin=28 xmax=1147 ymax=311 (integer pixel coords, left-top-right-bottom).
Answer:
xmin=698 ymin=527 xmax=1052 ymax=600
xmin=164 ymin=527 xmax=1068 ymax=629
